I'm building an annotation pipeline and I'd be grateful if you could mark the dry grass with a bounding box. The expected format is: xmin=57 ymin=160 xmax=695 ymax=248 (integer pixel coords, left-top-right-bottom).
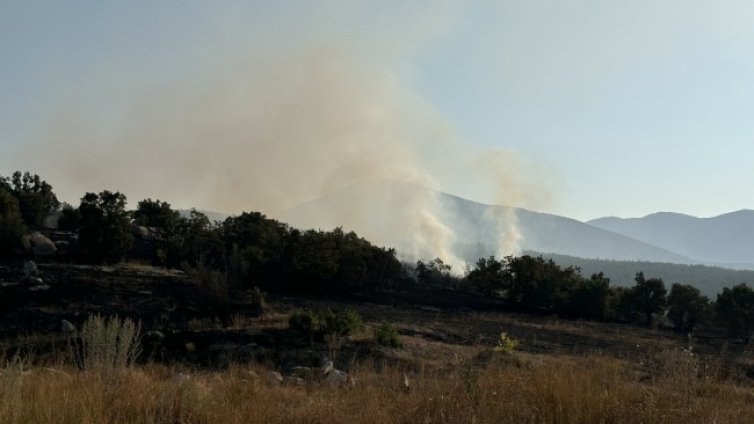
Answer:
xmin=0 ymin=351 xmax=752 ymax=424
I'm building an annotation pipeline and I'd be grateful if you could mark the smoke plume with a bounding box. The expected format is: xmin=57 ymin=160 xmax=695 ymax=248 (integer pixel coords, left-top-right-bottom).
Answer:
xmin=19 ymin=44 xmax=547 ymax=270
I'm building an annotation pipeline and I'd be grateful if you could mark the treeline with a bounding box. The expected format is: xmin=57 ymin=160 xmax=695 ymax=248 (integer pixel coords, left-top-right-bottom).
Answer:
xmin=415 ymin=254 xmax=754 ymax=340
xmin=2 ymin=171 xmax=754 ymax=340
xmin=533 ymin=251 xmax=754 ymax=297
xmin=0 ymin=172 xmax=405 ymax=295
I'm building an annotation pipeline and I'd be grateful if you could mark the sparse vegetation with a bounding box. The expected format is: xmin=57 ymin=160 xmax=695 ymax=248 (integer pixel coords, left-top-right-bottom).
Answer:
xmin=77 ymin=314 xmax=142 ymax=374
xmin=373 ymin=323 xmax=403 ymax=348
xmin=0 ymin=353 xmax=751 ymax=423
xmin=3 ymin=172 xmax=754 ymax=422
xmin=493 ymin=332 xmax=518 ymax=354
xmin=288 ymin=308 xmax=363 ymax=339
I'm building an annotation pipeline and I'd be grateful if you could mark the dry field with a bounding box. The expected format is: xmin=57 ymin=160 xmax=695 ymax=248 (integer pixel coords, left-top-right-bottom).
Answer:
xmin=2 ymin=263 xmax=754 ymax=423
xmin=1 ymin=351 xmax=754 ymax=423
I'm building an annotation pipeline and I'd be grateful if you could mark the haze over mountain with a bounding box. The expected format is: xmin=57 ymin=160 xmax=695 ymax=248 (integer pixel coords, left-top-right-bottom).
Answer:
xmin=588 ymin=211 xmax=754 ymax=269
xmin=278 ymin=179 xmax=698 ymax=268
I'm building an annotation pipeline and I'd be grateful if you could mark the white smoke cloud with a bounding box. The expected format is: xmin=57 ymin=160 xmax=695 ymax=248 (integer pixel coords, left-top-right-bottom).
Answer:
xmin=14 ymin=3 xmax=548 ymax=269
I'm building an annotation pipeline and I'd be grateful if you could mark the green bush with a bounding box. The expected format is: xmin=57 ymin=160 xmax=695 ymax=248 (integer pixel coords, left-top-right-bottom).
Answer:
xmin=373 ymin=323 xmax=403 ymax=348
xmin=288 ymin=309 xmax=317 ymax=334
xmin=288 ymin=308 xmax=363 ymax=337
xmin=493 ymin=332 xmax=519 ymax=354
xmin=319 ymin=308 xmax=363 ymax=337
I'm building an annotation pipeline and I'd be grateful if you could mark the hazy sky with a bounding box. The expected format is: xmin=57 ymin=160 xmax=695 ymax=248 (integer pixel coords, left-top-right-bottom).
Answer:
xmin=2 ymin=1 xmax=754 ymax=221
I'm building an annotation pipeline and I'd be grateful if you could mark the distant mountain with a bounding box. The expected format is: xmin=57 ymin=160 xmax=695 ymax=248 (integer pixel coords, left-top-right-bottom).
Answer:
xmin=278 ymin=179 xmax=696 ymax=265
xmin=588 ymin=210 xmax=754 ymax=269
xmin=437 ymin=193 xmax=694 ymax=264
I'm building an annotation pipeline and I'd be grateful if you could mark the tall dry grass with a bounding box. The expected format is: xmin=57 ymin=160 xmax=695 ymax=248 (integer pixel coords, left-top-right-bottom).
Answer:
xmin=0 ymin=350 xmax=752 ymax=423
xmin=78 ymin=314 xmax=141 ymax=375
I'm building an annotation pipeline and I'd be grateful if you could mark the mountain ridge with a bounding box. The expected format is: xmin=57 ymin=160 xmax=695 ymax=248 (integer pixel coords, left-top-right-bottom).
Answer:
xmin=588 ymin=209 xmax=754 ymax=267
xmin=277 ymin=179 xmax=699 ymax=266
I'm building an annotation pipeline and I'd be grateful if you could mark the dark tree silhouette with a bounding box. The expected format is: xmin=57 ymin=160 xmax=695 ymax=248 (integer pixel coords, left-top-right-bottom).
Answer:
xmin=78 ymin=191 xmax=133 ymax=263
xmin=0 ymin=187 xmax=26 ymax=256
xmin=1 ymin=171 xmax=60 ymax=227
xmin=667 ymin=283 xmax=710 ymax=333
xmin=715 ymin=283 xmax=754 ymax=342
xmin=629 ymin=272 xmax=667 ymax=327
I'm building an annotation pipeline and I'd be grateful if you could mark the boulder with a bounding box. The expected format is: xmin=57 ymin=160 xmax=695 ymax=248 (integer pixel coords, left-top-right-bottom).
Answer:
xmin=269 ymin=371 xmax=284 ymax=385
xmin=326 ymin=369 xmax=349 ymax=386
xmin=23 ymin=260 xmax=38 ymax=277
xmin=143 ymin=330 xmax=166 ymax=343
xmin=30 ymin=232 xmax=57 ymax=256
xmin=27 ymin=277 xmax=44 ymax=285
xmin=29 ymin=284 xmax=50 ymax=291
xmin=61 ymin=320 xmax=76 ymax=334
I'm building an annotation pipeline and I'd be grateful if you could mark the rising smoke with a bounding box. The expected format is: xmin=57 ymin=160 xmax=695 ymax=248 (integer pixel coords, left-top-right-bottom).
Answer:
xmin=19 ymin=39 xmax=547 ymax=271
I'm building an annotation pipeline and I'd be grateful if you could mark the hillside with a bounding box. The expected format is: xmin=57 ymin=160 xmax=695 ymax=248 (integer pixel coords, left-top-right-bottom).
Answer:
xmin=280 ymin=179 xmax=697 ymax=265
xmin=1 ymin=260 xmax=753 ymax=423
xmin=589 ymin=210 xmax=754 ymax=269
xmin=534 ymin=251 xmax=754 ymax=297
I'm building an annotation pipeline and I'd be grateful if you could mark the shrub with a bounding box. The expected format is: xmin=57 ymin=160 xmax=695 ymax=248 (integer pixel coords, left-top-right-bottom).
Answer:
xmin=242 ymin=286 xmax=267 ymax=309
xmin=78 ymin=314 xmax=141 ymax=375
xmin=288 ymin=308 xmax=363 ymax=337
xmin=288 ymin=309 xmax=317 ymax=334
xmin=493 ymin=332 xmax=519 ymax=354
xmin=319 ymin=308 xmax=363 ymax=337
xmin=373 ymin=323 xmax=403 ymax=348
xmin=188 ymin=260 xmax=229 ymax=304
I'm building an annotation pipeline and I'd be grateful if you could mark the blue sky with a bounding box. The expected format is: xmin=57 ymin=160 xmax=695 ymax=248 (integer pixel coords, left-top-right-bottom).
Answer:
xmin=2 ymin=1 xmax=754 ymax=221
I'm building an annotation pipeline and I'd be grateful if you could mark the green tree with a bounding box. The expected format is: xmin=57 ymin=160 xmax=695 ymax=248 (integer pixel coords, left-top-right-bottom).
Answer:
xmin=221 ymin=212 xmax=289 ymax=286
xmin=466 ymin=256 xmax=508 ymax=296
xmin=1 ymin=171 xmax=60 ymax=227
xmin=715 ymin=283 xmax=754 ymax=342
xmin=611 ymin=286 xmax=638 ymax=322
xmin=415 ymin=258 xmax=456 ymax=287
xmin=132 ymin=198 xmax=180 ymax=228
xmin=630 ymin=272 xmax=667 ymax=327
xmin=157 ymin=209 xmax=222 ymax=268
xmin=566 ymin=272 xmax=611 ymax=320
xmin=505 ymin=255 xmax=579 ymax=312
xmin=78 ymin=191 xmax=133 ymax=263
xmin=57 ymin=202 xmax=81 ymax=231
xmin=667 ymin=283 xmax=710 ymax=333
xmin=0 ymin=187 xmax=26 ymax=256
